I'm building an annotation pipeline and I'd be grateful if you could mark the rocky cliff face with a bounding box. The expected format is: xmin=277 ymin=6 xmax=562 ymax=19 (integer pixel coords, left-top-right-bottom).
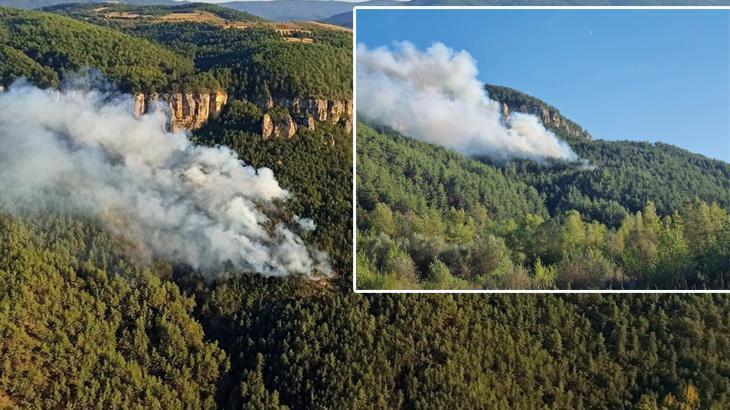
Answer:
xmin=500 ymin=102 xmax=591 ymax=140
xmin=256 ymin=95 xmax=352 ymax=140
xmin=486 ymin=84 xmax=591 ymax=141
xmin=262 ymin=112 xmax=298 ymax=140
xmin=0 ymin=87 xmax=226 ymax=132
xmin=134 ymin=90 xmax=228 ymax=132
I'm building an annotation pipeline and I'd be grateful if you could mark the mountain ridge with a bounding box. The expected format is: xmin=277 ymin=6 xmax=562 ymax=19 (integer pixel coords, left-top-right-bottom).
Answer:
xmin=4 ymin=0 xmax=730 ymax=28
xmin=486 ymin=84 xmax=593 ymax=144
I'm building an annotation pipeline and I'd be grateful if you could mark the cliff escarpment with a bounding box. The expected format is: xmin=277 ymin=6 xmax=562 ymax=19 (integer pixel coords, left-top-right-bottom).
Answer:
xmin=487 ymin=84 xmax=592 ymax=141
xmin=256 ymin=95 xmax=353 ymax=140
xmin=0 ymin=86 xmax=228 ymax=133
xmin=4 ymin=84 xmax=349 ymax=139
xmin=134 ymin=90 xmax=228 ymax=132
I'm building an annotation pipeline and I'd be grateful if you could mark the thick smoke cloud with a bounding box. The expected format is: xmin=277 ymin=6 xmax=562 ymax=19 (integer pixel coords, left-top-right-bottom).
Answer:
xmin=357 ymin=42 xmax=578 ymax=162
xmin=0 ymin=80 xmax=329 ymax=278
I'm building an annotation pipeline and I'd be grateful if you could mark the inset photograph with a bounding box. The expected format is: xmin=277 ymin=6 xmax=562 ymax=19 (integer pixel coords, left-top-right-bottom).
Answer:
xmin=355 ymin=8 xmax=730 ymax=291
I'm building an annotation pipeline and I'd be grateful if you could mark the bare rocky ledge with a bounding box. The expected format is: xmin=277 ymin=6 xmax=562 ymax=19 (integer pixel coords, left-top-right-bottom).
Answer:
xmin=133 ymin=90 xmax=228 ymax=132
xmin=500 ymin=102 xmax=592 ymax=140
xmin=1 ymin=84 xmax=353 ymax=140
xmin=256 ymin=95 xmax=353 ymax=140
xmin=0 ymin=86 xmax=228 ymax=133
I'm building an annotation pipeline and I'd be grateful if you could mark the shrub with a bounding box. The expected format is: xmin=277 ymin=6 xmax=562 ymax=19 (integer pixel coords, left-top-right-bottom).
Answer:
xmin=556 ymin=249 xmax=625 ymax=289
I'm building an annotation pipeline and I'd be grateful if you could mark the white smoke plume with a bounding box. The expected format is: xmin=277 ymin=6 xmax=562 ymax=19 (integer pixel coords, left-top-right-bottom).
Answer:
xmin=0 ymin=79 xmax=330 ymax=278
xmin=357 ymin=42 xmax=578 ymax=162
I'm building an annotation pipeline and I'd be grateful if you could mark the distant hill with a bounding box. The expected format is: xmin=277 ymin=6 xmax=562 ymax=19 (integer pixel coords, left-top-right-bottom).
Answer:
xmin=4 ymin=0 xmax=727 ymax=26
xmin=222 ymin=0 xmax=355 ymax=22
xmin=325 ymin=1 xmax=402 ymax=28
xmin=222 ymin=0 xmax=400 ymax=23
xmin=409 ymin=0 xmax=730 ymax=4
xmin=324 ymin=0 xmax=730 ymax=28
xmin=321 ymin=10 xmax=355 ymax=28
xmin=44 ymin=2 xmax=265 ymax=24
xmin=0 ymin=0 xmax=177 ymax=9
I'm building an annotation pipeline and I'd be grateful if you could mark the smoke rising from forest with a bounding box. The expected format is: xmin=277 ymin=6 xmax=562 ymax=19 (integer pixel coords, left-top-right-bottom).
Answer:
xmin=0 ymin=79 xmax=329 ymax=278
xmin=357 ymin=42 xmax=578 ymax=162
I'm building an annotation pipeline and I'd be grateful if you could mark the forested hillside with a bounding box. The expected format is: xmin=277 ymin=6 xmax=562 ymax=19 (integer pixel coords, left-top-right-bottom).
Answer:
xmin=0 ymin=7 xmax=217 ymax=91
xmin=0 ymin=43 xmax=58 ymax=87
xmin=0 ymin=4 xmax=353 ymax=269
xmin=512 ymin=139 xmax=730 ymax=227
xmin=486 ymin=85 xmax=730 ymax=227
xmin=0 ymin=214 xmax=227 ymax=408
xmin=48 ymin=3 xmax=352 ymax=101
xmin=357 ymin=122 xmax=730 ymax=290
xmin=1 ymin=4 xmax=352 ymax=100
xmin=2 ymin=212 xmax=729 ymax=408
xmin=47 ymin=2 xmax=265 ymax=23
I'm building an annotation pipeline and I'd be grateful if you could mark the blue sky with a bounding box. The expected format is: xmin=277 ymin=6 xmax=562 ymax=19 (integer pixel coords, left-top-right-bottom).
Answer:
xmin=357 ymin=9 xmax=730 ymax=162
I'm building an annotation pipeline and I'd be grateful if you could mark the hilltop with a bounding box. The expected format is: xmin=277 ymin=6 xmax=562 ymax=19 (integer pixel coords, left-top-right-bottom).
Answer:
xmin=44 ymin=2 xmax=266 ymax=26
xmin=484 ymin=87 xmax=730 ymax=226
xmin=487 ymin=84 xmax=593 ymax=143
xmin=0 ymin=6 xmax=203 ymax=91
xmin=4 ymin=0 xmax=728 ymax=29
xmin=47 ymin=3 xmax=353 ymax=98
xmin=223 ymin=0 xmax=400 ymax=27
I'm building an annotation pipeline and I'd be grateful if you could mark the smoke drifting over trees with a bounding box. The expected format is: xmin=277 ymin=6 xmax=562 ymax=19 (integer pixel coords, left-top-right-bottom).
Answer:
xmin=0 ymin=79 xmax=329 ymax=278
xmin=357 ymin=42 xmax=577 ymax=162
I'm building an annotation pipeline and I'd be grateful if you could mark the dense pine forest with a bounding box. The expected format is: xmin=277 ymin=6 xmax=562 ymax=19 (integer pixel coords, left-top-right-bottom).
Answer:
xmin=1 ymin=4 xmax=352 ymax=98
xmin=3 ymin=215 xmax=729 ymax=408
xmin=357 ymin=123 xmax=730 ymax=290
xmin=1 ymin=4 xmax=730 ymax=409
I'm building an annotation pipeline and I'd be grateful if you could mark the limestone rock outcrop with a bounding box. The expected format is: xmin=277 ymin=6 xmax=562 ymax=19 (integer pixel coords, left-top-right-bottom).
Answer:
xmin=255 ymin=95 xmax=353 ymax=139
xmin=262 ymin=112 xmax=298 ymax=140
xmin=134 ymin=90 xmax=228 ymax=132
xmin=500 ymin=101 xmax=592 ymax=140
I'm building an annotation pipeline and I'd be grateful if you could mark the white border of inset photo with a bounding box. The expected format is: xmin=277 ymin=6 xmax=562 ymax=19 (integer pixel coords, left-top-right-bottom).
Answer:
xmin=352 ymin=5 xmax=730 ymax=294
